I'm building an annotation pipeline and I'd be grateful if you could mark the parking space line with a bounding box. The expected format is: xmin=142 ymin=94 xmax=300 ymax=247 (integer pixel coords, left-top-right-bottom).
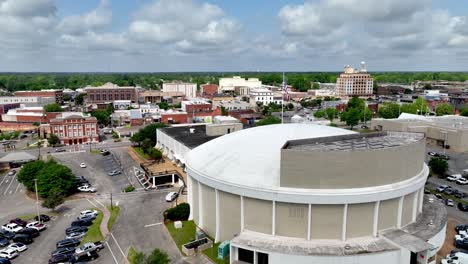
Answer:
xmin=87 ymin=198 xmax=99 ymax=208
xmin=110 ymin=232 xmax=128 ymax=263
xmin=0 ymin=175 xmax=7 ymax=187
xmin=14 ymin=181 xmax=21 ymax=193
xmin=105 ymin=240 xmax=119 ymax=264
xmin=3 ymin=175 xmax=15 ymax=195
xmin=144 ymin=222 xmax=163 ymax=228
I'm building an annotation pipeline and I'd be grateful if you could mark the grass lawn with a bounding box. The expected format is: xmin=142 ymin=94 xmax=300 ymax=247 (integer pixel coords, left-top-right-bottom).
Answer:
xmin=81 ymin=208 xmax=104 ymax=244
xmin=107 ymin=206 xmax=120 ymax=231
xmin=127 ymin=246 xmax=138 ymax=263
xmin=18 ymin=212 xmax=56 ymax=221
xmin=202 ymin=242 xmax=230 ymax=264
xmin=133 ymin=147 xmax=151 ymax=160
xmin=165 ymin=220 xmax=196 ymax=253
xmin=90 ymin=149 xmax=100 ymax=154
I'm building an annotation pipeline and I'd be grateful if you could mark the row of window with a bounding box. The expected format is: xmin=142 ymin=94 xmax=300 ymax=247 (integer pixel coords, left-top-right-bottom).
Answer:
xmin=89 ymin=94 xmax=132 ymax=101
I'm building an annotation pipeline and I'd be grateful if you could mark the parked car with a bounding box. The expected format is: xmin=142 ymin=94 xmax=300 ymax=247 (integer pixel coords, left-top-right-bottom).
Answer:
xmin=0 ymin=258 xmax=11 ymax=264
xmin=0 ymin=249 xmax=18 ymax=260
xmin=77 ymin=185 xmax=96 ymax=193
xmin=79 ymin=210 xmax=98 ymax=219
xmin=436 ymin=193 xmax=443 ymax=199
xmin=48 ymin=254 xmax=71 ymax=264
xmin=65 ymin=232 xmax=86 ymax=240
xmin=437 ymin=185 xmax=449 ymax=192
xmin=459 ymin=203 xmax=468 ymax=212
xmin=56 ymin=238 xmax=80 ymax=249
xmin=108 ymin=170 xmax=121 ymax=176
xmin=69 ymin=250 xmax=99 ymax=263
xmin=17 ymin=228 xmax=39 ymax=238
xmin=445 ymin=187 xmax=455 ymax=195
xmin=1 ymin=223 xmax=23 ymax=233
xmin=0 ymin=238 xmax=9 ymax=248
xmin=6 ymin=170 xmax=16 ymax=176
xmin=457 ymin=178 xmax=468 ymax=185
xmin=448 ymin=175 xmax=463 ymax=182
xmin=75 ymin=242 xmax=104 ymax=254
xmin=79 ymin=163 xmax=86 ymax=168
xmin=51 ymin=247 xmax=75 ymax=257
xmin=26 ymin=221 xmax=46 ymax=231
xmin=9 ymin=219 xmax=27 ymax=227
xmin=447 ymin=199 xmax=455 ymax=207
xmin=7 ymin=242 xmax=27 ymax=253
xmin=12 ymin=234 xmax=33 ymax=245
xmin=0 ymin=231 xmax=14 ymax=240
xmin=428 ymin=151 xmax=439 ymax=156
xmin=65 ymin=226 xmax=88 ymax=236
xmin=165 ymin=192 xmax=178 ymax=202
xmin=33 ymin=214 xmax=51 ymax=222
xmin=55 ymin=149 xmax=66 ymax=153
xmin=70 ymin=220 xmax=93 ymax=227
xmin=455 ymin=239 xmax=468 ymax=249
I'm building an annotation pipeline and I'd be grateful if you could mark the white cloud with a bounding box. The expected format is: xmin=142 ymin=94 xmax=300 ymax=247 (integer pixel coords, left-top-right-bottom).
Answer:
xmin=56 ymin=0 xmax=111 ymax=36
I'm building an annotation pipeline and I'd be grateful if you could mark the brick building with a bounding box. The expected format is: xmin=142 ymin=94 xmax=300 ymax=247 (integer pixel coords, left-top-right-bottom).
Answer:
xmin=200 ymin=84 xmax=219 ymax=99
xmin=181 ymin=100 xmax=212 ymax=113
xmin=139 ymin=91 xmax=185 ymax=104
xmin=14 ymin=90 xmax=64 ymax=104
xmin=161 ymin=112 xmax=188 ymax=124
xmin=84 ymin=83 xmax=137 ymax=104
xmin=0 ymin=103 xmax=20 ymax=120
xmin=49 ymin=113 xmax=98 ymax=145
xmin=336 ymin=62 xmax=374 ymax=97
xmin=1 ymin=107 xmax=62 ymax=123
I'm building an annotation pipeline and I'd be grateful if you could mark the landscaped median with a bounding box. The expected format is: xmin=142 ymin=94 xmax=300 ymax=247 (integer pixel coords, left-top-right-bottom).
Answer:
xmin=81 ymin=208 xmax=104 ymax=244
xmin=107 ymin=205 xmax=120 ymax=231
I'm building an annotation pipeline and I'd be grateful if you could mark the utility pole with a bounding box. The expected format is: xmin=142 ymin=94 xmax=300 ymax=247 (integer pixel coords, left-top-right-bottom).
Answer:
xmin=110 ymin=192 xmax=113 ymax=210
xmin=34 ymin=179 xmax=41 ymax=223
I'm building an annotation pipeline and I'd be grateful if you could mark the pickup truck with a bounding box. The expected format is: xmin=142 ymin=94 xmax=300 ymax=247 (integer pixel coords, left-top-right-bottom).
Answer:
xmin=75 ymin=242 xmax=104 ymax=255
xmin=1 ymin=223 xmax=23 ymax=233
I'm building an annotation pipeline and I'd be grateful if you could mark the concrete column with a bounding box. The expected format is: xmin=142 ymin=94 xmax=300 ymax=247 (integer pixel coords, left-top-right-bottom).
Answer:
xmin=373 ymin=201 xmax=380 ymax=237
xmin=215 ymin=189 xmax=220 ymax=243
xmin=198 ymin=181 xmax=203 ymax=228
xmin=152 ymin=177 xmax=155 ymax=188
xmin=342 ymin=204 xmax=348 ymax=241
xmin=240 ymin=196 xmax=245 ymax=231
xmin=418 ymin=188 xmax=424 ymax=213
xmin=397 ymin=196 xmax=404 ymax=229
xmin=188 ymin=177 xmax=193 ymax=220
xmin=412 ymin=191 xmax=418 ymax=222
xmin=272 ymin=201 xmax=276 ymax=236
xmin=253 ymin=250 xmax=258 ymax=264
xmin=307 ymin=204 xmax=311 ymax=241
xmin=171 ymin=174 xmax=175 ymax=184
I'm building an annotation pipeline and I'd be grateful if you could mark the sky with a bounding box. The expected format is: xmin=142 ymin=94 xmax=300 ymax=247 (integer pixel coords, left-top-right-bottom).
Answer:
xmin=0 ymin=0 xmax=468 ymax=72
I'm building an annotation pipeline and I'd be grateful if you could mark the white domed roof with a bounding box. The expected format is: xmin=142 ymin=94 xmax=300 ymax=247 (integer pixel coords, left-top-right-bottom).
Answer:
xmin=186 ymin=124 xmax=356 ymax=190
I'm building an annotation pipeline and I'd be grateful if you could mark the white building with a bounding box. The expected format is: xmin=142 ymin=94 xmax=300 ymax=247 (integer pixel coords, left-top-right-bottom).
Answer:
xmin=213 ymin=100 xmax=252 ymax=111
xmin=162 ymin=82 xmax=197 ymax=99
xmin=0 ymin=96 xmax=56 ymax=107
xmin=219 ymin=76 xmax=262 ymax=94
xmin=113 ymin=100 xmax=132 ymax=110
xmin=249 ymin=88 xmax=274 ymax=106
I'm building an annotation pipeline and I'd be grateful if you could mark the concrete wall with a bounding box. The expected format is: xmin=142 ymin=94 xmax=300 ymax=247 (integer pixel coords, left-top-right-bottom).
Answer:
xmin=218 ymin=191 xmax=241 ymax=241
xmin=244 ymin=197 xmax=272 ymax=234
xmin=346 ymin=202 xmax=375 ymax=238
xmin=275 ymin=202 xmax=308 ymax=239
xmin=206 ymin=123 xmax=243 ymax=136
xmin=310 ymin=205 xmax=343 ymax=239
xmin=201 ymin=183 xmax=216 ymax=236
xmin=191 ymin=179 xmax=199 ymax=224
xmin=402 ymin=192 xmax=416 ymax=227
xmin=378 ymin=198 xmax=399 ymax=231
xmin=280 ymin=139 xmax=425 ymax=189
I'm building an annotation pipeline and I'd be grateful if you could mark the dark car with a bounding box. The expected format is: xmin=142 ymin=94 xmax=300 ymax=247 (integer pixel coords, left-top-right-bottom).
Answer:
xmin=65 ymin=226 xmax=88 ymax=236
xmin=101 ymin=151 xmax=111 ymax=156
xmin=17 ymin=228 xmax=39 ymax=238
xmin=0 ymin=258 xmax=11 ymax=264
xmin=34 ymin=214 xmax=51 ymax=222
xmin=71 ymin=219 xmax=93 ymax=227
xmin=51 ymin=247 xmax=76 ymax=257
xmin=455 ymin=239 xmax=468 ymax=249
xmin=0 ymin=230 xmax=14 ymax=240
xmin=55 ymin=148 xmax=66 ymax=153
xmin=56 ymin=238 xmax=80 ymax=249
xmin=445 ymin=188 xmax=455 ymax=195
xmin=0 ymin=237 xmax=9 ymax=247
xmin=451 ymin=249 xmax=468 ymax=255
xmin=69 ymin=250 xmax=99 ymax=263
xmin=48 ymin=254 xmax=71 ymax=264
xmin=439 ymin=154 xmax=450 ymax=160
xmin=456 ymin=224 xmax=468 ymax=232
xmin=9 ymin=218 xmax=27 ymax=227
xmin=13 ymin=234 xmax=33 ymax=244
xmin=459 ymin=203 xmax=468 ymax=212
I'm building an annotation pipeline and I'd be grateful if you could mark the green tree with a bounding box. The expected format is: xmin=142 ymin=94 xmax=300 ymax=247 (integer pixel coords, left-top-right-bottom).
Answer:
xmin=158 ymin=102 xmax=169 ymax=110
xmin=42 ymin=189 xmax=65 ymax=211
xmin=360 ymin=108 xmax=373 ymax=122
xmin=43 ymin=103 xmax=63 ymax=112
xmin=461 ymin=106 xmax=468 ymax=117
xmin=47 ymin=134 xmax=60 ymax=146
xmin=91 ymin=110 xmax=110 ymax=125
xmin=325 ymin=108 xmax=338 ymax=122
xmin=221 ymin=106 xmax=228 ymax=116
xmin=147 ymin=148 xmax=162 ymax=160
xmin=255 ymin=116 xmax=281 ymax=126
xmin=314 ymin=110 xmax=326 ymax=118
xmin=312 ymin=82 xmax=320 ymax=89
xmin=74 ymin=93 xmax=85 ymax=105
xmin=142 ymin=138 xmax=153 ymax=151
xmin=435 ymin=103 xmax=454 ymax=116
xmin=347 ymin=97 xmax=365 ymax=109
xmin=428 ymin=157 xmax=448 ymax=176
xmin=146 ymin=249 xmax=170 ymax=264
xmin=378 ymin=102 xmax=400 ymax=119
xmin=412 ymin=97 xmax=429 ymax=115
xmin=17 ymin=160 xmax=46 ymax=191
xmin=36 ymin=160 xmax=76 ymax=198
xmin=340 ymin=107 xmax=361 ymax=130
xmin=130 ymin=123 xmax=167 ymax=146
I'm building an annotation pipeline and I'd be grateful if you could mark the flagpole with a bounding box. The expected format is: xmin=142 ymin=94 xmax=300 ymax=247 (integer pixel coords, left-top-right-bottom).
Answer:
xmin=281 ymin=72 xmax=285 ymax=124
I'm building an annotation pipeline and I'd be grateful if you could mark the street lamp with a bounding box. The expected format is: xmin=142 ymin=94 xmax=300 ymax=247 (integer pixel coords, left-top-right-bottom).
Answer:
xmin=34 ymin=179 xmax=41 ymax=223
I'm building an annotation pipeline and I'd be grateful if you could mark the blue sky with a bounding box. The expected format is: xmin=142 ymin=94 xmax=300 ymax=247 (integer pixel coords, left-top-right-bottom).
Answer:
xmin=0 ymin=0 xmax=467 ymax=72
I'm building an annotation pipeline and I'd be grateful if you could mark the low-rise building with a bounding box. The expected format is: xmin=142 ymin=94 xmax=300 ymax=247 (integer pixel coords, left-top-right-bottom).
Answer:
xmin=48 ymin=113 xmax=98 ymax=145
xmin=0 ymin=103 xmax=20 ymax=120
xmin=211 ymin=93 xmax=234 ymax=102
xmin=139 ymin=91 xmax=185 ymax=104
xmin=14 ymin=89 xmax=64 ymax=104
xmin=200 ymin=84 xmax=219 ymax=99
xmin=181 ymin=100 xmax=212 ymax=113
xmin=161 ymin=111 xmax=188 ymax=124
xmin=1 ymin=107 xmax=63 ymax=124
xmin=162 ymin=82 xmax=197 ymax=99
xmin=111 ymin=110 xmax=145 ymax=127
xmin=213 ymin=100 xmax=252 ymax=111
xmin=113 ymin=100 xmax=132 ymax=110
xmin=84 ymin=82 xmax=138 ymax=104
xmin=219 ymin=76 xmax=262 ymax=94
xmin=250 ymin=88 xmax=274 ymax=106
xmin=0 ymin=96 xmax=56 ymax=107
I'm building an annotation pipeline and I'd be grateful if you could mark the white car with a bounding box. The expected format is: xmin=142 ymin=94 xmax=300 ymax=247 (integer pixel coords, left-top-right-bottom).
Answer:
xmin=455 ymin=234 xmax=467 ymax=241
xmin=0 ymin=248 xmax=18 ymax=259
xmin=447 ymin=199 xmax=455 ymax=207
xmin=75 ymin=242 xmax=104 ymax=254
xmin=78 ymin=210 xmax=99 ymax=220
xmin=442 ymin=258 xmax=460 ymax=264
xmin=448 ymin=174 xmax=463 ymax=182
xmin=7 ymin=242 xmax=27 ymax=252
xmin=77 ymin=185 xmax=96 ymax=193
xmin=66 ymin=232 xmax=86 ymax=240
xmin=165 ymin=192 xmax=178 ymax=202
xmin=457 ymin=178 xmax=468 ymax=185
xmin=460 ymin=230 xmax=468 ymax=236
xmin=26 ymin=221 xmax=46 ymax=231
xmin=1 ymin=223 xmax=23 ymax=233
xmin=80 ymin=163 xmax=87 ymax=168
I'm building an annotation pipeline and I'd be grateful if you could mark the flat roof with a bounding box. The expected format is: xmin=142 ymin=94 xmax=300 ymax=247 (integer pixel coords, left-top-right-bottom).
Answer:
xmin=159 ymin=125 xmax=219 ymax=149
xmin=284 ymin=131 xmax=425 ymax=151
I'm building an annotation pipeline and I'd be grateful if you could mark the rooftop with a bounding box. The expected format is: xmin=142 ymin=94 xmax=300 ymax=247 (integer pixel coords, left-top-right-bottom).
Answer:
xmin=84 ymin=82 xmax=136 ymax=90
xmin=284 ymin=132 xmax=425 ymax=152
xmin=159 ymin=125 xmax=219 ymax=149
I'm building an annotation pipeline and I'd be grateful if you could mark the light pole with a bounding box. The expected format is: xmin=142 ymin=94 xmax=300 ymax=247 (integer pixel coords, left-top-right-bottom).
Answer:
xmin=34 ymin=179 xmax=41 ymax=223
xmin=442 ymin=131 xmax=448 ymax=155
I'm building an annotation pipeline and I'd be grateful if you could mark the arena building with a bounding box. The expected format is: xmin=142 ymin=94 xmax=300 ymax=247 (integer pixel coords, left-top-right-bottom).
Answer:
xmin=185 ymin=124 xmax=446 ymax=264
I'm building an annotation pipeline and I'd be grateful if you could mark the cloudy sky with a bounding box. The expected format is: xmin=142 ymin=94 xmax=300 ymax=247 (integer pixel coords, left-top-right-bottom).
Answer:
xmin=0 ymin=0 xmax=467 ymax=72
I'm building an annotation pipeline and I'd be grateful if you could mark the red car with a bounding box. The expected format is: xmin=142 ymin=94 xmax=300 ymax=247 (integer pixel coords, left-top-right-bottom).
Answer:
xmin=9 ymin=219 xmax=27 ymax=227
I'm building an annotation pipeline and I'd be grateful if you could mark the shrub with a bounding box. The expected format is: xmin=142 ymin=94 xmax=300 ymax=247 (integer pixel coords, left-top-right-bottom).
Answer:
xmin=164 ymin=203 xmax=190 ymax=221
xmin=428 ymin=157 xmax=448 ymax=176
xmin=124 ymin=185 xmax=135 ymax=193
